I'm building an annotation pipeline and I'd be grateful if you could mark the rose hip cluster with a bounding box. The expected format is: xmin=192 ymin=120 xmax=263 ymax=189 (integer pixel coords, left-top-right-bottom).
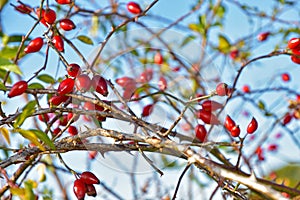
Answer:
xmin=288 ymin=38 xmax=300 ymax=64
xmin=115 ymin=52 xmax=167 ymax=117
xmin=224 ymin=115 xmax=258 ymax=137
xmin=15 ymin=1 xmax=76 ymax=55
xmin=73 ymin=171 xmax=100 ymax=200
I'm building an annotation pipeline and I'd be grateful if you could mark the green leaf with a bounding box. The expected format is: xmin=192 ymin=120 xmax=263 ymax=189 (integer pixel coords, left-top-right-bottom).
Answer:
xmin=2 ymin=34 xmax=27 ymax=46
xmin=37 ymin=74 xmax=55 ymax=84
xmin=28 ymin=83 xmax=45 ymax=89
xmin=181 ymin=35 xmax=196 ymax=47
xmin=31 ymin=129 xmax=55 ymax=150
xmin=14 ymin=101 xmax=36 ymax=128
xmin=77 ymin=35 xmax=94 ymax=45
xmin=0 ymin=81 xmax=7 ymax=91
xmin=0 ymin=57 xmax=22 ymax=75
xmin=218 ymin=34 xmax=231 ymax=53
xmin=16 ymin=128 xmax=45 ymax=151
xmin=24 ymin=180 xmax=36 ymax=200
xmin=0 ymin=46 xmax=25 ymax=60
xmin=258 ymin=100 xmax=265 ymax=110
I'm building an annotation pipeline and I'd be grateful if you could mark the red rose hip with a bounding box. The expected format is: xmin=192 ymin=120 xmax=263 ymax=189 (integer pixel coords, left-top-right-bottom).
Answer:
xmin=52 ymin=35 xmax=64 ymax=52
xmin=73 ymin=179 xmax=86 ymax=200
xmin=230 ymin=125 xmax=240 ymax=137
xmin=56 ymin=0 xmax=72 ymax=4
xmin=216 ymin=83 xmax=229 ymax=96
xmin=288 ymin=38 xmax=300 ymax=50
xmin=92 ymin=75 xmax=108 ymax=96
xmin=195 ymin=124 xmax=207 ymax=142
xmin=44 ymin=8 xmax=56 ymax=24
xmin=75 ymin=74 xmax=92 ymax=92
xmin=60 ymin=19 xmax=76 ymax=31
xmin=24 ymin=37 xmax=43 ymax=54
xmin=247 ymin=117 xmax=258 ymax=134
xmin=57 ymin=78 xmax=75 ymax=95
xmin=80 ymin=171 xmax=100 ymax=185
xmin=15 ymin=4 xmax=32 ymax=14
xmin=127 ymin=2 xmax=142 ymax=14
xmin=142 ymin=104 xmax=154 ymax=117
xmin=8 ymin=80 xmax=28 ymax=98
xmin=224 ymin=115 xmax=236 ymax=131
xmin=67 ymin=63 xmax=81 ymax=77
xmin=196 ymin=109 xmax=220 ymax=125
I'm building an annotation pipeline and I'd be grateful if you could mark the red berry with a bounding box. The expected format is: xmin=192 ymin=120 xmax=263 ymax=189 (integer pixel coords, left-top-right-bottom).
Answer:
xmin=127 ymin=2 xmax=142 ymax=14
xmin=60 ymin=19 xmax=76 ymax=31
xmin=56 ymin=0 xmax=72 ymax=4
xmin=229 ymin=49 xmax=239 ymax=60
xmin=53 ymin=127 xmax=61 ymax=135
xmin=224 ymin=115 xmax=236 ymax=131
xmin=67 ymin=112 xmax=79 ymax=122
xmin=67 ymin=64 xmax=81 ymax=77
xmin=83 ymin=101 xmax=103 ymax=111
xmin=257 ymin=32 xmax=270 ymax=42
xmin=288 ymin=38 xmax=300 ymax=50
xmin=24 ymin=37 xmax=43 ymax=54
xmin=215 ymin=83 xmax=228 ymax=96
xmin=247 ymin=117 xmax=258 ymax=134
xmin=115 ymin=77 xmax=136 ymax=88
xmin=76 ymin=74 xmax=92 ymax=92
xmin=230 ymin=125 xmax=240 ymax=137
xmin=57 ymin=78 xmax=75 ymax=95
xmin=38 ymin=114 xmax=50 ymax=122
xmin=123 ymin=87 xmax=136 ymax=99
xmin=282 ymin=113 xmax=292 ymax=125
xmin=80 ymin=171 xmax=100 ymax=185
xmin=15 ymin=4 xmax=32 ymax=14
xmin=255 ymin=146 xmax=265 ymax=161
xmin=196 ymin=110 xmax=220 ymax=125
xmin=88 ymin=151 xmax=97 ymax=160
xmin=68 ymin=126 xmax=78 ymax=136
xmin=35 ymin=8 xmax=47 ymax=26
xmin=86 ymin=184 xmax=97 ymax=197
xmin=49 ymin=95 xmax=69 ymax=106
xmin=91 ymin=75 xmax=108 ymax=96
xmin=8 ymin=80 xmax=28 ymax=98
xmin=73 ymin=179 xmax=86 ymax=200
xmin=52 ymin=35 xmax=64 ymax=52
xmin=142 ymin=104 xmax=154 ymax=117
xmin=154 ymin=52 xmax=163 ymax=65
xmin=291 ymin=55 xmax=300 ymax=64
xmin=44 ymin=9 xmax=56 ymax=24
xmin=194 ymin=124 xmax=207 ymax=142
xmin=138 ymin=69 xmax=153 ymax=83
xmin=59 ymin=115 xmax=68 ymax=126
xmin=267 ymin=144 xmax=278 ymax=152
xmin=242 ymin=85 xmax=250 ymax=93
xmin=201 ymin=100 xmax=223 ymax=112
xmin=158 ymin=76 xmax=167 ymax=91
xmin=281 ymin=73 xmax=290 ymax=82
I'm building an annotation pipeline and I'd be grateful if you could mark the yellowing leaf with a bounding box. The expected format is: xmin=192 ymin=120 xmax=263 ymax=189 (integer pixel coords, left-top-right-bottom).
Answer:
xmin=77 ymin=35 xmax=94 ymax=45
xmin=10 ymin=187 xmax=25 ymax=196
xmin=0 ymin=126 xmax=10 ymax=144
xmin=37 ymin=164 xmax=46 ymax=182
xmin=218 ymin=34 xmax=231 ymax=53
xmin=0 ymin=57 xmax=22 ymax=75
xmin=16 ymin=129 xmax=45 ymax=151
